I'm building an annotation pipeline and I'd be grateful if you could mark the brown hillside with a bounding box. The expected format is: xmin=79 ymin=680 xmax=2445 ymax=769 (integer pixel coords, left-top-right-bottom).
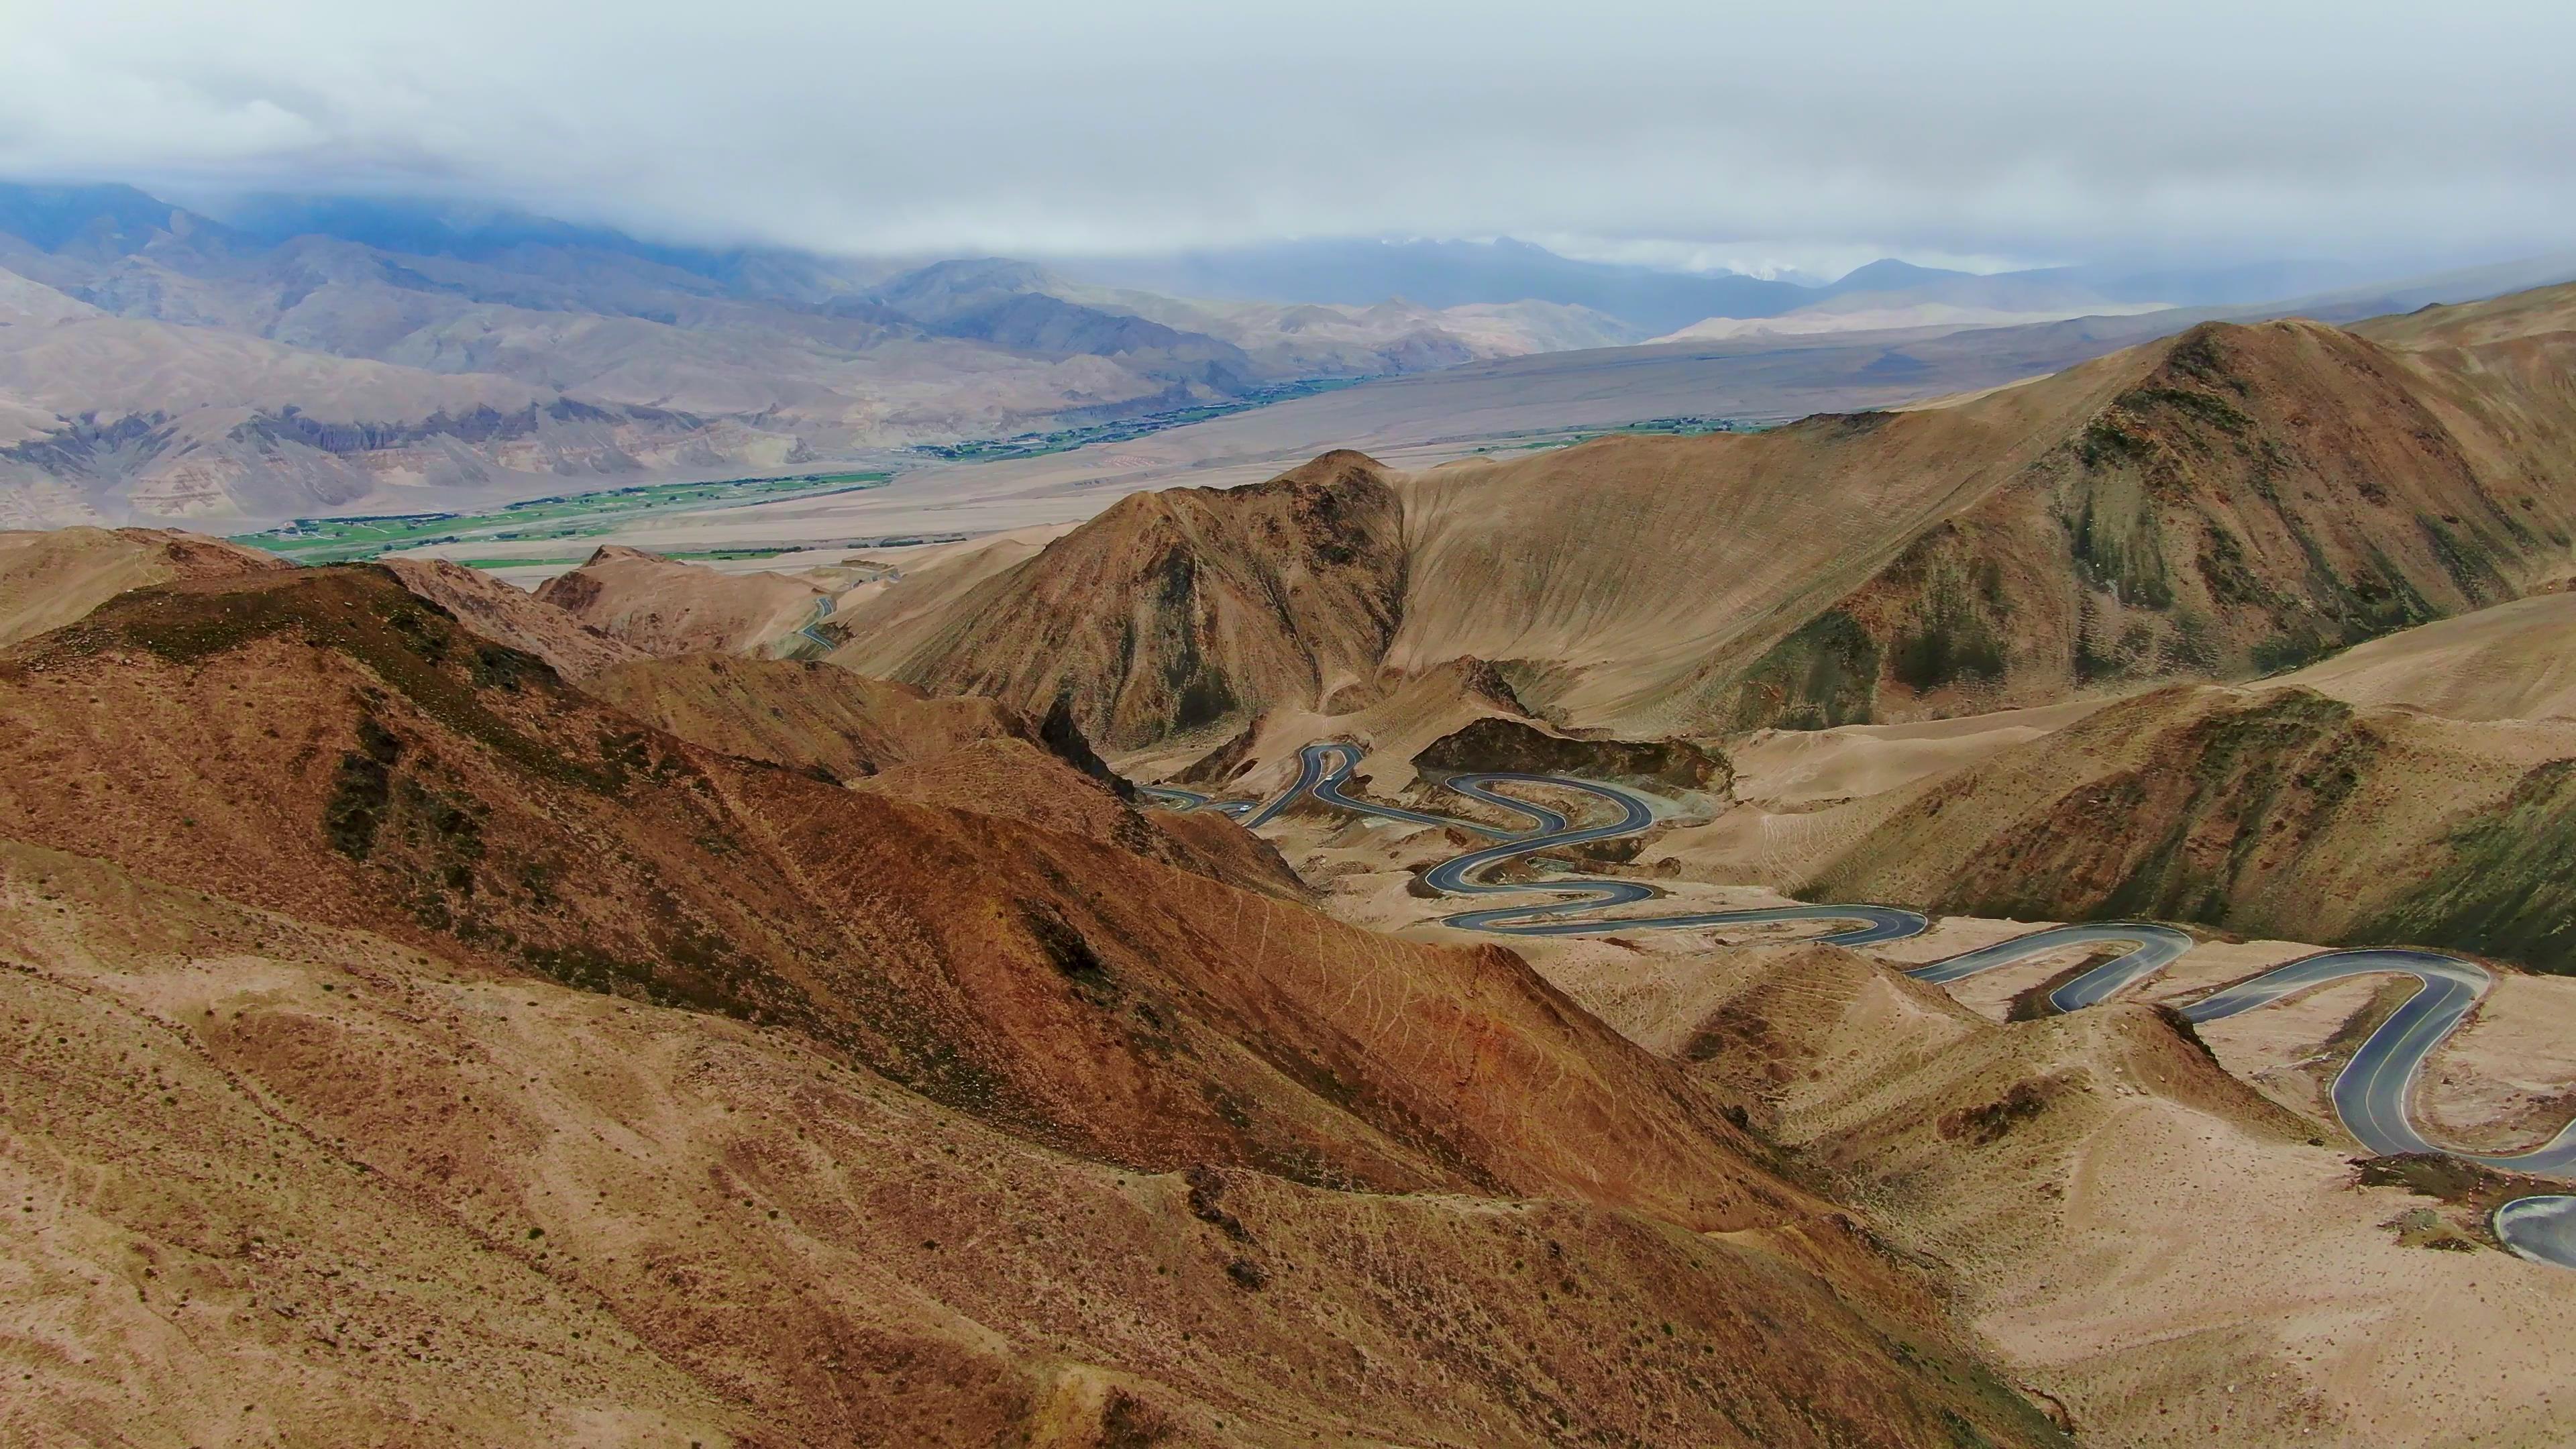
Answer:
xmin=1413 ymin=714 xmax=1733 ymax=794
xmin=535 ymin=544 xmax=824 ymax=656
xmin=854 ymin=736 xmax=1309 ymax=901
xmin=1801 ymin=682 xmax=2576 ymax=970
xmin=1395 ymin=292 xmax=2576 ymax=735
xmin=382 ymin=554 xmax=647 ymax=680
xmin=2274 ymin=587 xmax=2576 ymax=720
xmin=584 ymin=653 xmax=1062 ymax=781
xmin=0 ymin=525 xmax=282 ymax=647
xmin=1599 ymin=942 xmax=2576 ymax=1448
xmin=0 ymin=564 xmax=2070 ymax=1444
xmin=843 ymin=449 xmax=1407 ymax=749
xmin=1780 ymin=315 xmax=2576 ymax=723
xmin=864 ymin=284 xmax=2576 ymax=750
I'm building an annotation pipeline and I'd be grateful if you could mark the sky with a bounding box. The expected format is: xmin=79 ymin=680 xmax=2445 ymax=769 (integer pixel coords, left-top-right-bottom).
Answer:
xmin=3 ymin=0 xmax=2571 ymax=274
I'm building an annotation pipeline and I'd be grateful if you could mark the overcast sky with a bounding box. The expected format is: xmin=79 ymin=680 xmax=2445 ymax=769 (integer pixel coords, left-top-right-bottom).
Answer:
xmin=3 ymin=0 xmax=2570 ymax=274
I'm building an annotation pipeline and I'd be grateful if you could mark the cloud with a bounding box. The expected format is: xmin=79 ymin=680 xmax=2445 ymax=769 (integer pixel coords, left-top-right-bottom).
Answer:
xmin=2 ymin=0 xmax=2569 ymax=266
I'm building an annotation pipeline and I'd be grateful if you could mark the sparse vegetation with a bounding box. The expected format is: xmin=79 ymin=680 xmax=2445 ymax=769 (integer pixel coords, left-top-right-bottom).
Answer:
xmin=1729 ymin=610 xmax=1882 ymax=730
xmin=909 ymin=377 xmax=1369 ymax=462
xmin=230 ymin=470 xmax=894 ymax=564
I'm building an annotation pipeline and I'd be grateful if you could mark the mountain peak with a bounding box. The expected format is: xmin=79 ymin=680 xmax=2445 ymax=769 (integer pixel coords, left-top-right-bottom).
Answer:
xmin=1825 ymin=258 xmax=1976 ymax=294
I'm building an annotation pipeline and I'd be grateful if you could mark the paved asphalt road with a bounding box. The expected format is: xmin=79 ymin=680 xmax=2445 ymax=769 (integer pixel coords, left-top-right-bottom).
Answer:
xmin=1182 ymin=741 xmax=2576 ymax=1267
xmin=1907 ymin=922 xmax=2198 ymax=1012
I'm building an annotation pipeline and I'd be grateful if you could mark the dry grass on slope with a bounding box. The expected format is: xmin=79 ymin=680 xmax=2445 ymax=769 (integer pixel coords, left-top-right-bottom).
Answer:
xmin=535 ymin=544 xmax=824 ymax=657
xmin=0 ymin=567 xmax=2074 ymax=1446
xmin=845 ymin=450 xmax=1409 ymax=750
xmin=1801 ymin=684 xmax=2576 ymax=971
xmin=1607 ymin=942 xmax=2576 ymax=1449
xmin=0 ymin=525 xmax=282 ymax=648
xmin=381 ymin=554 xmax=648 ymax=680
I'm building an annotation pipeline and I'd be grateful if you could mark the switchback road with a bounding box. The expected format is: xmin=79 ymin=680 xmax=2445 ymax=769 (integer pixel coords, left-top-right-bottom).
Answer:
xmin=1167 ymin=741 xmax=2576 ymax=1267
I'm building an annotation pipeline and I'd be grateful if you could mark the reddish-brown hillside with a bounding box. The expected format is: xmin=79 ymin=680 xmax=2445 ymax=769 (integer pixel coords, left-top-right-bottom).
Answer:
xmin=382 ymin=554 xmax=649 ymax=680
xmin=584 ymin=653 xmax=1065 ymax=781
xmin=847 ymin=284 xmax=2576 ymax=748
xmin=0 ymin=524 xmax=282 ymax=647
xmin=535 ymin=544 xmax=824 ymax=656
xmin=0 ymin=561 xmax=2070 ymax=1444
xmin=841 ymin=449 xmax=1407 ymax=749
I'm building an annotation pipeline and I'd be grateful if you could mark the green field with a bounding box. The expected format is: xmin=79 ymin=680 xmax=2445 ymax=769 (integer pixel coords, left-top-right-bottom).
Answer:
xmin=231 ymin=470 xmax=892 ymax=565
xmin=1470 ymin=415 xmax=1758 ymax=455
xmin=445 ymin=546 xmax=798 ymax=570
xmin=909 ymin=378 xmax=1374 ymax=464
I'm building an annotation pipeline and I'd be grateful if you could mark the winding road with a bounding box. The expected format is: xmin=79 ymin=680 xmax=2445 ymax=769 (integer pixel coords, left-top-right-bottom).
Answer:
xmin=1159 ymin=741 xmax=2576 ymax=1268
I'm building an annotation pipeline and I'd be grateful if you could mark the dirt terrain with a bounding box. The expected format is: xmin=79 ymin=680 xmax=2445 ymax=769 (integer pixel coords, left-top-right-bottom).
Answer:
xmin=840 ymin=451 xmax=1409 ymax=749
xmin=1633 ymin=944 xmax=2576 ymax=1449
xmin=0 ymin=553 xmax=2070 ymax=1446
xmin=0 ymin=525 xmax=282 ymax=647
xmin=1206 ymin=564 xmax=2576 ymax=1448
xmin=535 ymin=545 xmax=826 ymax=657
xmin=381 ymin=555 xmax=649 ymax=680
xmin=841 ymin=284 xmax=2576 ymax=759
xmin=1250 ymin=789 xmax=2576 ymax=1449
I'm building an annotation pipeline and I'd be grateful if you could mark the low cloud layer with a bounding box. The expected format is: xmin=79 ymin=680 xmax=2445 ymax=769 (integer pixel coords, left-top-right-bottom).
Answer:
xmin=5 ymin=0 xmax=2569 ymax=269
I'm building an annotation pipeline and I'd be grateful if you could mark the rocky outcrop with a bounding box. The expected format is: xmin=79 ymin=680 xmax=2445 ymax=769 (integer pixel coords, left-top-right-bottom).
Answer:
xmin=1413 ymin=715 xmax=1732 ymax=794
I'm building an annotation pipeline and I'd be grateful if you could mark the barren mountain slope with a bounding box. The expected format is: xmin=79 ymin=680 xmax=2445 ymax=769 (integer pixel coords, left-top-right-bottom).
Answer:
xmin=1753 ymin=311 xmax=2576 ymax=725
xmin=381 ymin=554 xmax=649 ymax=680
xmin=1620 ymin=943 xmax=2576 ymax=1449
xmin=2271 ymin=587 xmax=2576 ymax=720
xmin=0 ymin=840 xmax=2059 ymax=1448
xmin=853 ymin=736 xmax=1310 ymax=901
xmin=535 ymin=544 xmax=824 ymax=656
xmin=873 ymin=288 xmax=2576 ymax=751
xmin=583 ymin=653 xmax=1058 ymax=780
xmin=579 ymin=655 xmax=1298 ymax=895
xmin=0 ymin=525 xmax=282 ymax=646
xmin=818 ymin=523 xmax=1077 ymax=641
xmin=0 ymin=561 xmax=2070 ymax=1444
xmin=847 ymin=450 xmax=1408 ymax=749
xmin=0 ymin=312 xmax=772 ymax=526
xmin=1159 ymin=657 xmax=1538 ymax=797
xmin=1393 ymin=287 xmax=2576 ymax=735
xmin=1800 ymin=683 xmax=2576 ymax=970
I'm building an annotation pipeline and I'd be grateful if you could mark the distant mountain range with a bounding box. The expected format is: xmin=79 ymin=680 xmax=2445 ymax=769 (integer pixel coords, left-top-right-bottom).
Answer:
xmin=1053 ymin=239 xmax=2398 ymax=335
xmin=0 ymin=184 xmax=1642 ymax=528
xmin=0 ymin=179 xmax=2561 ymax=531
